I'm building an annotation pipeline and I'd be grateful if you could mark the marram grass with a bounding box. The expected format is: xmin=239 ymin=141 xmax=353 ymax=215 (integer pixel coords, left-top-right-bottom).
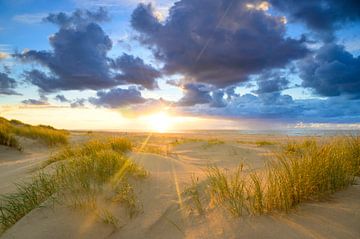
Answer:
xmin=0 ymin=137 xmax=147 ymax=232
xmin=0 ymin=117 xmax=68 ymax=147
xmin=185 ymin=136 xmax=360 ymax=217
xmin=0 ymin=125 xmax=22 ymax=151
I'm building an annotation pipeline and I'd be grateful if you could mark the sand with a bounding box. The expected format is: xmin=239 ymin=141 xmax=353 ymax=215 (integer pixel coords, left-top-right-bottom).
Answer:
xmin=0 ymin=132 xmax=359 ymax=239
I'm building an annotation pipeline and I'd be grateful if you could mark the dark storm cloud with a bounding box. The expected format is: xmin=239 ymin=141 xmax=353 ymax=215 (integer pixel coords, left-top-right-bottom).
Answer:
xmin=0 ymin=72 xmax=21 ymax=95
xmin=176 ymin=83 xmax=228 ymax=107
xmin=269 ymin=0 xmax=360 ymax=39
xmin=210 ymin=90 xmax=227 ymax=108
xmin=299 ymin=43 xmax=360 ymax=98
xmin=17 ymin=19 xmax=115 ymax=92
xmin=15 ymin=9 xmax=160 ymax=92
xmin=185 ymin=92 xmax=360 ymax=123
xmin=176 ymin=83 xmax=212 ymax=107
xmin=131 ymin=0 xmax=308 ymax=88
xmin=254 ymin=71 xmax=290 ymax=94
xmin=45 ymin=7 xmax=109 ymax=27
xmin=89 ymin=87 xmax=146 ymax=108
xmin=111 ymin=54 xmax=161 ymax=90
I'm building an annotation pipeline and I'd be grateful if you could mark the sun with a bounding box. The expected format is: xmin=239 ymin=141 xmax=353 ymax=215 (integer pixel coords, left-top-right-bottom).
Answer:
xmin=145 ymin=112 xmax=173 ymax=132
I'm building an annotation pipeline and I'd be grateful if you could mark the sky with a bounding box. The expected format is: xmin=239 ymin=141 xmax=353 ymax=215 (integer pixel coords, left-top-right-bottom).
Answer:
xmin=0 ymin=0 xmax=360 ymax=131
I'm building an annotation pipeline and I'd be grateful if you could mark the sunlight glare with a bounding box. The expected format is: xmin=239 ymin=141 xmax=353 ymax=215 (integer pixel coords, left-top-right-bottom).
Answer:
xmin=145 ymin=112 xmax=173 ymax=132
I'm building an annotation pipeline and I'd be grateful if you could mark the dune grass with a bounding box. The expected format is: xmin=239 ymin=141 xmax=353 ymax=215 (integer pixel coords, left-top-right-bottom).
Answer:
xmin=203 ymin=138 xmax=225 ymax=149
xmin=185 ymin=136 xmax=360 ymax=217
xmin=0 ymin=173 xmax=57 ymax=231
xmin=237 ymin=140 xmax=276 ymax=147
xmin=256 ymin=140 xmax=276 ymax=147
xmin=0 ymin=137 xmax=147 ymax=232
xmin=184 ymin=175 xmax=204 ymax=215
xmin=134 ymin=144 xmax=170 ymax=156
xmin=0 ymin=117 xmax=68 ymax=147
xmin=11 ymin=125 xmax=68 ymax=146
xmin=0 ymin=125 xmax=22 ymax=151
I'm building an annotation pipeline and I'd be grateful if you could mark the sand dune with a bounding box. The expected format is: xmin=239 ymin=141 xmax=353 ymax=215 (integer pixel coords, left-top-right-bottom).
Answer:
xmin=1 ymin=132 xmax=359 ymax=239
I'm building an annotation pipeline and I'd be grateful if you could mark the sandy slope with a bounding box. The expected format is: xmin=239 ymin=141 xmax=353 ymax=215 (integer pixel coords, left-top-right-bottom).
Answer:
xmin=1 ymin=133 xmax=359 ymax=239
xmin=0 ymin=139 xmax=51 ymax=195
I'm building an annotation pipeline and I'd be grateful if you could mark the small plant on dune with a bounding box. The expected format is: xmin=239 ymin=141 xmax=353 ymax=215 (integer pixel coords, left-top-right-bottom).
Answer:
xmin=0 ymin=173 xmax=57 ymax=231
xmin=0 ymin=125 xmax=22 ymax=151
xmin=185 ymin=136 xmax=360 ymax=217
xmin=256 ymin=141 xmax=275 ymax=147
xmin=184 ymin=175 xmax=204 ymax=215
xmin=170 ymin=138 xmax=202 ymax=146
xmin=135 ymin=144 xmax=169 ymax=156
xmin=0 ymin=137 xmax=147 ymax=232
xmin=42 ymin=137 xmax=133 ymax=168
xmin=1 ymin=117 xmax=68 ymax=146
xmin=203 ymin=139 xmax=225 ymax=149
xmin=207 ymin=165 xmax=246 ymax=216
xmin=246 ymin=172 xmax=265 ymax=215
xmin=265 ymin=137 xmax=360 ymax=212
xmin=98 ymin=209 xmax=121 ymax=229
xmin=11 ymin=125 xmax=68 ymax=146
xmin=111 ymin=180 xmax=142 ymax=218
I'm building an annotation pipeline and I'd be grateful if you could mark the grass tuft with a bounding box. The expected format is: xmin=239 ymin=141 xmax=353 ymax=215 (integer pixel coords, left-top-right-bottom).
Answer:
xmin=0 ymin=173 xmax=57 ymax=231
xmin=0 ymin=125 xmax=22 ymax=151
xmin=0 ymin=117 xmax=68 ymax=147
xmin=0 ymin=137 xmax=147 ymax=232
xmin=185 ymin=136 xmax=360 ymax=217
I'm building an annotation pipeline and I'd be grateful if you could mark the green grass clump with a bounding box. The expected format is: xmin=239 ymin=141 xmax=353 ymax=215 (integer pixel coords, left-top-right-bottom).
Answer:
xmin=11 ymin=125 xmax=68 ymax=146
xmin=170 ymin=138 xmax=202 ymax=146
xmin=0 ymin=173 xmax=57 ymax=231
xmin=111 ymin=180 xmax=142 ymax=218
xmin=256 ymin=141 xmax=275 ymax=147
xmin=43 ymin=137 xmax=133 ymax=168
xmin=0 ymin=137 xmax=147 ymax=232
xmin=207 ymin=165 xmax=246 ymax=216
xmin=0 ymin=117 xmax=68 ymax=147
xmin=135 ymin=144 xmax=169 ymax=156
xmin=0 ymin=125 xmax=22 ymax=151
xmin=265 ymin=137 xmax=360 ymax=212
xmin=184 ymin=175 xmax=204 ymax=215
xmin=98 ymin=209 xmax=121 ymax=228
xmin=56 ymin=148 xmax=146 ymax=194
xmin=185 ymin=136 xmax=360 ymax=217
xmin=203 ymin=139 xmax=225 ymax=149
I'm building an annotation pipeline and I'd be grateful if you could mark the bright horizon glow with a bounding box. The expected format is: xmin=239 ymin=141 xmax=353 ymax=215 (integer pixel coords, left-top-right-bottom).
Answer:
xmin=0 ymin=105 xmax=244 ymax=131
xmin=143 ymin=111 xmax=173 ymax=133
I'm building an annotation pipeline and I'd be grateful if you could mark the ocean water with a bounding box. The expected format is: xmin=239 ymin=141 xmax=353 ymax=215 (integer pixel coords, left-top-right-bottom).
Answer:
xmin=171 ymin=129 xmax=360 ymax=136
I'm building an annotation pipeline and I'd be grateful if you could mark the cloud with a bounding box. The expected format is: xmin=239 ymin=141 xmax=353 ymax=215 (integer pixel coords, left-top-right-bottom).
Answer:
xmin=131 ymin=0 xmax=308 ymax=88
xmin=0 ymin=72 xmax=21 ymax=95
xmin=269 ymin=0 xmax=360 ymax=39
xmin=176 ymin=83 xmax=212 ymax=106
xmin=13 ymin=13 xmax=47 ymax=24
xmin=111 ymin=53 xmax=161 ymax=90
xmin=175 ymin=83 xmax=228 ymax=107
xmin=16 ymin=9 xmax=115 ymax=92
xmin=254 ymin=70 xmax=290 ymax=94
xmin=15 ymin=8 xmax=159 ymax=92
xmin=299 ymin=43 xmax=360 ymax=98
xmin=21 ymin=98 xmax=49 ymax=105
xmin=44 ymin=8 xmax=109 ymax=27
xmin=89 ymin=87 xmax=146 ymax=108
xmin=183 ymin=92 xmax=360 ymax=123
xmin=54 ymin=94 xmax=70 ymax=103
xmin=70 ymin=98 xmax=86 ymax=108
